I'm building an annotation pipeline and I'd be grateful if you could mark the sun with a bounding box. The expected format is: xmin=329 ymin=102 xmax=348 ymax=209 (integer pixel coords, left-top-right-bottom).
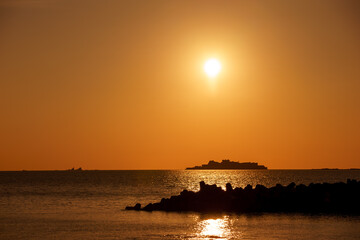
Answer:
xmin=204 ymin=58 xmax=221 ymax=78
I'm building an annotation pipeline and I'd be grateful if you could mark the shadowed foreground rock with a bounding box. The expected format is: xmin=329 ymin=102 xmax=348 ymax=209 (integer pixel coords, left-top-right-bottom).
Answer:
xmin=126 ymin=179 xmax=360 ymax=214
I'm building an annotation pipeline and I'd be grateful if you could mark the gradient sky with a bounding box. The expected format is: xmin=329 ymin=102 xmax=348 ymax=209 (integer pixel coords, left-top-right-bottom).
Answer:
xmin=1 ymin=0 xmax=360 ymax=170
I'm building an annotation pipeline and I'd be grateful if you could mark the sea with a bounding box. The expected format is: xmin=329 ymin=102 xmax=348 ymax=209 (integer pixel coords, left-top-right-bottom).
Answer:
xmin=1 ymin=170 xmax=360 ymax=240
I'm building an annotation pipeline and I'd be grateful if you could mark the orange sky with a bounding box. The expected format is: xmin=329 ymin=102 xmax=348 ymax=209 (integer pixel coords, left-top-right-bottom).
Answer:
xmin=1 ymin=0 xmax=360 ymax=170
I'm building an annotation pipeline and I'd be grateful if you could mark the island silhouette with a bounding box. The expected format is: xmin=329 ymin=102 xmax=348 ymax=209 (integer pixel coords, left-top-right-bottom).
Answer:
xmin=186 ymin=159 xmax=267 ymax=170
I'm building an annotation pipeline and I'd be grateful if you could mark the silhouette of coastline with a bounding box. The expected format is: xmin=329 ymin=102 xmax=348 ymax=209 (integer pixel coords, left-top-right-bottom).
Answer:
xmin=67 ymin=167 xmax=83 ymax=171
xmin=312 ymin=168 xmax=339 ymax=170
xmin=126 ymin=179 xmax=360 ymax=214
xmin=186 ymin=159 xmax=267 ymax=170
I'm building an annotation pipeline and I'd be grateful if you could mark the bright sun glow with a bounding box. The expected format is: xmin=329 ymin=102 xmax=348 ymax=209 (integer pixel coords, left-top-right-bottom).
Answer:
xmin=204 ymin=58 xmax=221 ymax=78
xmin=197 ymin=217 xmax=231 ymax=239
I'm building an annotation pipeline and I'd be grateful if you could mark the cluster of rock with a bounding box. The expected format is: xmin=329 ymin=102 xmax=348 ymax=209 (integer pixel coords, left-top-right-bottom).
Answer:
xmin=126 ymin=179 xmax=360 ymax=214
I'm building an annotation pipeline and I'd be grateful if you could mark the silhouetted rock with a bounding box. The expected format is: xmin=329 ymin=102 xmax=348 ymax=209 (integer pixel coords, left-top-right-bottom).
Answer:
xmin=226 ymin=183 xmax=233 ymax=192
xmin=125 ymin=203 xmax=141 ymax=210
xmin=125 ymin=180 xmax=360 ymax=214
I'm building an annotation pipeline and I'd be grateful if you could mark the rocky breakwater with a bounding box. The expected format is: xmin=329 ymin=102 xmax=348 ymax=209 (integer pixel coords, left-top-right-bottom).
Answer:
xmin=126 ymin=179 xmax=360 ymax=214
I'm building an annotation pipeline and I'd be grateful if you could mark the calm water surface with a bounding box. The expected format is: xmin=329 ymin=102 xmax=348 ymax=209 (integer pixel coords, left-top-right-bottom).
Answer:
xmin=1 ymin=170 xmax=360 ymax=239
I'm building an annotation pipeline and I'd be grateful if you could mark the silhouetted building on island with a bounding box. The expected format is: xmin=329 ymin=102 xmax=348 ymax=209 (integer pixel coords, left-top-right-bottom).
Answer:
xmin=186 ymin=159 xmax=267 ymax=170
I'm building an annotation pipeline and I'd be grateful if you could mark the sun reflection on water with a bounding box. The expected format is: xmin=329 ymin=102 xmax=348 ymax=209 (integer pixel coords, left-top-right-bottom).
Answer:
xmin=196 ymin=216 xmax=233 ymax=239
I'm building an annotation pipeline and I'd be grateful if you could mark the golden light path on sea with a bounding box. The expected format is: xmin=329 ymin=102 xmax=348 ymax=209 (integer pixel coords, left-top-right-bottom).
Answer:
xmin=196 ymin=216 xmax=236 ymax=239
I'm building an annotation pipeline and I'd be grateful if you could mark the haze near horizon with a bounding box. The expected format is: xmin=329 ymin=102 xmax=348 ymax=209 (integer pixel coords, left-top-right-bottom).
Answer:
xmin=1 ymin=0 xmax=360 ymax=170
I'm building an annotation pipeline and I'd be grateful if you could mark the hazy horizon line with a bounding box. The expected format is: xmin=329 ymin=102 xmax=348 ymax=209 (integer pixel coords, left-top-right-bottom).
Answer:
xmin=1 ymin=168 xmax=359 ymax=172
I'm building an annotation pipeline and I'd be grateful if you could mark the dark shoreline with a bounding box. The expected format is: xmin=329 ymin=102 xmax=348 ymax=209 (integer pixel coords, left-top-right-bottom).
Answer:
xmin=126 ymin=179 xmax=360 ymax=214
